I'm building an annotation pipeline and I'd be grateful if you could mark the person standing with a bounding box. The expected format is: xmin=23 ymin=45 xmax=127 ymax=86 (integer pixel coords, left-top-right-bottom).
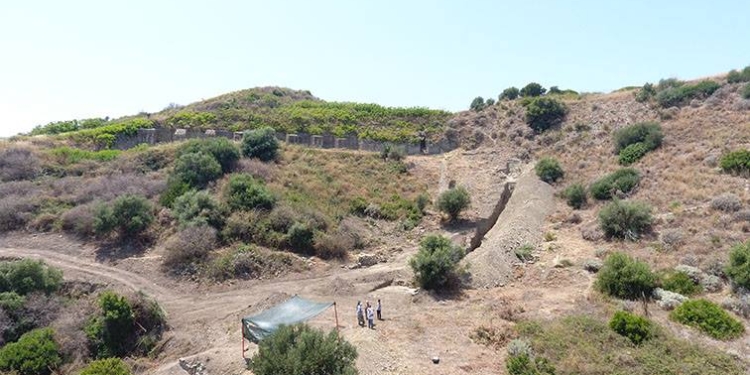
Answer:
xmin=366 ymin=303 xmax=375 ymax=329
xmin=376 ymin=299 xmax=382 ymax=320
xmin=356 ymin=301 xmax=364 ymax=327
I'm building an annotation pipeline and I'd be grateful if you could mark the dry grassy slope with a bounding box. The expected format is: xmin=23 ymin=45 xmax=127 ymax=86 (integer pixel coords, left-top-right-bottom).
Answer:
xmin=451 ymin=84 xmax=749 ymax=272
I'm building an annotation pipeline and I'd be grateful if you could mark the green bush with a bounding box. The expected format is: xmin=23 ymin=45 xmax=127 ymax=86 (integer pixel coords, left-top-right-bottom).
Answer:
xmin=598 ymin=199 xmax=653 ymax=240
xmin=409 ymin=235 xmax=465 ymax=290
xmin=613 ymin=122 xmax=663 ymax=154
xmin=0 ymin=259 xmax=62 ymax=295
xmin=596 ymin=252 xmax=657 ymax=300
xmin=79 ymin=358 xmax=132 ymax=375
xmin=172 ymin=190 xmax=226 ymax=229
xmin=249 ymin=323 xmax=357 ymax=375
xmin=506 ymin=353 xmax=556 ymax=375
xmin=416 ymin=193 xmax=430 ymax=213
xmin=609 ymin=311 xmax=653 ymax=345
xmin=223 ymin=174 xmax=275 ymax=211
xmin=719 ymin=149 xmax=750 ymax=176
xmin=670 ymin=299 xmax=744 ymax=340
xmin=590 ymin=168 xmax=641 ymax=200
xmin=287 ymin=222 xmax=314 ymax=255
xmin=535 ymin=157 xmax=564 ymax=183
xmin=524 ymin=97 xmax=567 ymax=133
xmin=563 ymin=183 xmax=587 ymax=209
xmin=635 ymin=83 xmax=656 ymax=102
xmin=470 ymin=97 xmax=486 ymax=111
xmin=85 ymin=291 xmax=135 ymax=358
xmin=159 ymin=179 xmax=190 ymax=208
xmin=661 ymin=270 xmax=702 ymax=296
xmin=655 ymin=80 xmax=721 ymax=108
xmin=177 ymin=138 xmax=240 ymax=173
xmin=241 ymin=127 xmax=279 ymax=161
xmin=93 ymin=194 xmax=154 ymax=238
xmin=742 ymin=83 xmax=750 ymax=99
xmin=520 ymin=82 xmax=546 ymax=97
xmin=0 ymin=328 xmax=60 ymax=375
xmin=436 ymin=186 xmax=471 ymax=222
xmin=173 ymin=152 xmax=223 ymax=189
xmin=499 ymin=87 xmax=520 ymax=100
xmin=726 ymin=240 xmax=750 ymax=291
xmin=618 ymin=142 xmax=649 ymax=165
xmin=727 ymin=66 xmax=750 ymax=83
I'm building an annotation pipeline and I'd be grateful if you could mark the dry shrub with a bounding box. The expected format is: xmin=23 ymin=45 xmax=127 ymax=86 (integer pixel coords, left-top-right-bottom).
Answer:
xmin=471 ymin=324 xmax=517 ymax=348
xmin=314 ymin=232 xmax=353 ymax=260
xmin=660 ymin=229 xmax=684 ymax=250
xmin=51 ymin=300 xmax=95 ymax=366
xmin=710 ymin=193 xmax=742 ymax=212
xmin=0 ymin=195 xmax=37 ymax=232
xmin=208 ymin=245 xmax=301 ymax=281
xmin=235 ymin=158 xmax=275 ymax=181
xmin=162 ymin=224 xmax=217 ymax=273
xmin=76 ymin=173 xmax=166 ymax=204
xmin=22 ymin=293 xmax=61 ymax=329
xmin=60 ymin=202 xmax=98 ymax=236
xmin=338 ymin=217 xmax=368 ymax=249
xmin=0 ymin=180 xmax=39 ymax=198
xmin=733 ymin=209 xmax=750 ymax=223
xmin=28 ymin=213 xmax=58 ymax=232
xmin=268 ymin=205 xmax=299 ymax=232
xmin=0 ymin=147 xmax=40 ymax=181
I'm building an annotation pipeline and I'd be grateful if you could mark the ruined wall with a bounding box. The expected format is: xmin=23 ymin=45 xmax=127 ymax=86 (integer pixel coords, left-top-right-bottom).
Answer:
xmin=113 ymin=128 xmax=459 ymax=155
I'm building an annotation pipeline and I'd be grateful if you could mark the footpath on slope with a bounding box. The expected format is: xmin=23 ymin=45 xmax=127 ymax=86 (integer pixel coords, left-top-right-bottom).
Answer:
xmin=463 ymin=166 xmax=555 ymax=288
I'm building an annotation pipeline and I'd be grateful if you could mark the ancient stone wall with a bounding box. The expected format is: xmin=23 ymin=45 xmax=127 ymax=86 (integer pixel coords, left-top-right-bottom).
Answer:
xmin=113 ymin=128 xmax=458 ymax=155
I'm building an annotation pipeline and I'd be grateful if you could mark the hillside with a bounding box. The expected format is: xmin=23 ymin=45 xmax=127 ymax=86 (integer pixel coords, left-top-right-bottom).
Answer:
xmin=25 ymin=86 xmax=453 ymax=149
xmin=0 ymin=67 xmax=749 ymax=375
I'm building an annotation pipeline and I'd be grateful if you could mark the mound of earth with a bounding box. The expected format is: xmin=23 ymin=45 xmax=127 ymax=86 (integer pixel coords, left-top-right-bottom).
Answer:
xmin=463 ymin=167 xmax=554 ymax=288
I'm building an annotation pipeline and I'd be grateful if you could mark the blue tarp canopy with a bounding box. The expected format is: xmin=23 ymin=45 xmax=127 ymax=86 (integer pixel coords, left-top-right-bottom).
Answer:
xmin=242 ymin=296 xmax=334 ymax=343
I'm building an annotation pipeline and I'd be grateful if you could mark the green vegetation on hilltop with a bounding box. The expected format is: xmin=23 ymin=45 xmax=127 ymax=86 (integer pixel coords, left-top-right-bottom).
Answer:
xmin=30 ymin=87 xmax=451 ymax=147
xmin=635 ymin=78 xmax=721 ymax=108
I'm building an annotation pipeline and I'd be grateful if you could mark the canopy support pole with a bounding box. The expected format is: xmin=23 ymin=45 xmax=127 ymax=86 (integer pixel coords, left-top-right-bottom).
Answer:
xmin=241 ymin=321 xmax=246 ymax=359
xmin=334 ymin=301 xmax=340 ymax=338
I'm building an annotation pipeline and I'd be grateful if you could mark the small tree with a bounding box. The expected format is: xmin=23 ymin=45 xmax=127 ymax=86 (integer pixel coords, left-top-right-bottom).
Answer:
xmin=609 ymin=311 xmax=653 ymax=345
xmin=0 ymin=259 xmax=62 ymax=295
xmin=223 ymin=174 xmax=276 ymax=211
xmin=173 ymin=190 xmax=226 ymax=229
xmin=85 ymin=291 xmax=135 ymax=358
xmin=563 ymin=183 xmax=587 ymax=209
xmin=596 ymin=252 xmax=656 ymax=300
xmin=726 ymin=240 xmax=750 ymax=291
xmin=598 ymin=199 xmax=653 ymax=240
xmin=173 ymin=152 xmax=223 ymax=189
xmin=0 ymin=328 xmax=61 ymax=375
xmin=590 ymin=168 xmax=641 ymax=200
xmin=94 ymin=195 xmax=154 ymax=238
xmin=524 ymin=97 xmax=567 ymax=133
xmin=485 ymin=98 xmax=496 ymax=107
xmin=719 ymin=149 xmax=750 ymax=176
xmin=499 ymin=87 xmax=520 ymax=101
xmin=670 ymin=299 xmax=745 ymax=340
xmin=436 ymin=186 xmax=471 ymax=222
xmin=470 ymin=97 xmax=486 ymax=111
xmin=178 ymin=138 xmax=240 ymax=173
xmin=242 ymin=127 xmax=280 ymax=162
xmin=535 ymin=157 xmax=564 ymax=183
xmin=409 ymin=235 xmax=465 ymax=290
xmin=79 ymin=358 xmax=132 ymax=375
xmin=520 ymin=82 xmax=546 ymax=97
xmin=613 ymin=122 xmax=663 ymax=154
xmin=249 ymin=324 xmax=358 ymax=375
xmin=287 ymin=222 xmax=314 ymax=255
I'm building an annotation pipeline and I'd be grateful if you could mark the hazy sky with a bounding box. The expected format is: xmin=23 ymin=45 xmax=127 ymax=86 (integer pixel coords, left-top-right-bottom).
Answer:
xmin=1 ymin=0 xmax=749 ymax=136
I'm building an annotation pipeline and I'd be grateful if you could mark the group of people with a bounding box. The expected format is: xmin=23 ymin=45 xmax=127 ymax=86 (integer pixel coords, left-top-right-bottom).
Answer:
xmin=355 ymin=299 xmax=381 ymax=329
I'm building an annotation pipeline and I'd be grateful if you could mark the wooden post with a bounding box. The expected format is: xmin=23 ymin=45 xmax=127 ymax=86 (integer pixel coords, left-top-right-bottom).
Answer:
xmin=333 ymin=302 xmax=340 ymax=338
xmin=241 ymin=321 xmax=245 ymax=359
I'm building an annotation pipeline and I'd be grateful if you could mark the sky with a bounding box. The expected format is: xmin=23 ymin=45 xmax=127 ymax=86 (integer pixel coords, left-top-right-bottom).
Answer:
xmin=1 ymin=0 xmax=749 ymax=137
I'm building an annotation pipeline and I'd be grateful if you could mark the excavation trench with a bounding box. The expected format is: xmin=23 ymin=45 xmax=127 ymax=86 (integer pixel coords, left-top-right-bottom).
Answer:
xmin=468 ymin=181 xmax=516 ymax=252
